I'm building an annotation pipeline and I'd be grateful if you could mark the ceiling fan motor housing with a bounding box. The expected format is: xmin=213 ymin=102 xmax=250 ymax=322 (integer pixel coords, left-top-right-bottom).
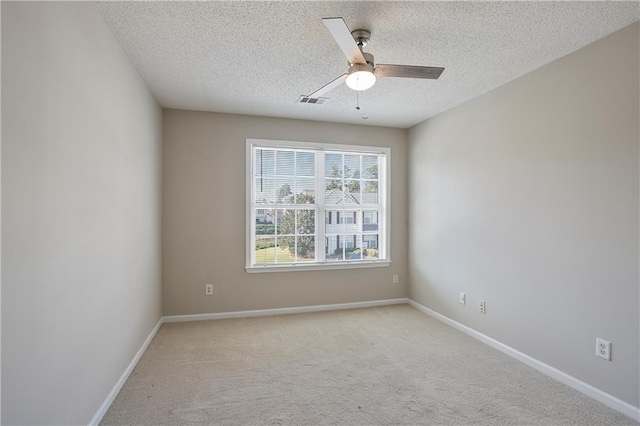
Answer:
xmin=348 ymin=61 xmax=374 ymax=76
xmin=348 ymin=51 xmax=374 ymax=76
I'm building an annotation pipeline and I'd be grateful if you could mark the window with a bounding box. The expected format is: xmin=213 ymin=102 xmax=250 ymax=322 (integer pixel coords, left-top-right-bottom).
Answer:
xmin=247 ymin=139 xmax=390 ymax=272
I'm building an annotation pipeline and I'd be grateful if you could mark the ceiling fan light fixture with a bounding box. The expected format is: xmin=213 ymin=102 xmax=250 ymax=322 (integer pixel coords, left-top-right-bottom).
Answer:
xmin=346 ymin=63 xmax=376 ymax=91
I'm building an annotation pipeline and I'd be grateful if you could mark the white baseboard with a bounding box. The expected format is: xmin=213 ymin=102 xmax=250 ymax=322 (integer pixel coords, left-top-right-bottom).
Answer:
xmin=163 ymin=298 xmax=409 ymax=323
xmin=407 ymin=299 xmax=640 ymax=422
xmin=89 ymin=317 xmax=163 ymax=426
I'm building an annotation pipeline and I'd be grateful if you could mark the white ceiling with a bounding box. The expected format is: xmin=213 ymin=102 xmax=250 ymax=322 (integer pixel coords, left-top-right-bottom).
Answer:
xmin=95 ymin=1 xmax=639 ymax=129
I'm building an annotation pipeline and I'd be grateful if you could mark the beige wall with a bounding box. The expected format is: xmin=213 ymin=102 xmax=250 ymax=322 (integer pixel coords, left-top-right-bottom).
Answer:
xmin=163 ymin=110 xmax=408 ymax=315
xmin=1 ymin=2 xmax=162 ymax=424
xmin=408 ymin=22 xmax=639 ymax=407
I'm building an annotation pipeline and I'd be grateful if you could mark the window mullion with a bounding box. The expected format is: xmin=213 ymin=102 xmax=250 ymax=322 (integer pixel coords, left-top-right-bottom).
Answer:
xmin=249 ymin=146 xmax=258 ymax=267
xmin=273 ymin=150 xmax=278 ymax=265
xmin=250 ymin=148 xmax=254 ymax=266
xmin=316 ymin=150 xmax=325 ymax=263
xmin=379 ymin=152 xmax=387 ymax=261
xmin=294 ymin=209 xmax=298 ymax=263
xmin=294 ymin=154 xmax=298 ymax=263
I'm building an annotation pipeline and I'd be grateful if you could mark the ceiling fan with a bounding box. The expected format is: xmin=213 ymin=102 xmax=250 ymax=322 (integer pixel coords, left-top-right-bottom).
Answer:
xmin=301 ymin=17 xmax=445 ymax=103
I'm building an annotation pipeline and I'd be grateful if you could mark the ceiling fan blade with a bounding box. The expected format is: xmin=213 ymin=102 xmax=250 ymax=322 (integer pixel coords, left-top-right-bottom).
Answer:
xmin=322 ymin=17 xmax=366 ymax=65
xmin=374 ymin=64 xmax=445 ymax=79
xmin=308 ymin=74 xmax=347 ymax=98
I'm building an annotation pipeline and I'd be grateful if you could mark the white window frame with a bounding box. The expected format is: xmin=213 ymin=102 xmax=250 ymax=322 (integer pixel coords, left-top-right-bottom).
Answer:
xmin=246 ymin=138 xmax=391 ymax=273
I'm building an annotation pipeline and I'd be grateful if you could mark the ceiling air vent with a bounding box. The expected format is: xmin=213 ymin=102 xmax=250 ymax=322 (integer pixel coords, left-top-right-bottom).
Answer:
xmin=298 ymin=96 xmax=328 ymax=105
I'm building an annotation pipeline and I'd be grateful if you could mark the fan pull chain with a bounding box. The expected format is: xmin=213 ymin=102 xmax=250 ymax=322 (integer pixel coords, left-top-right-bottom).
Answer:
xmin=355 ymin=90 xmax=369 ymax=120
xmin=361 ymin=90 xmax=368 ymax=120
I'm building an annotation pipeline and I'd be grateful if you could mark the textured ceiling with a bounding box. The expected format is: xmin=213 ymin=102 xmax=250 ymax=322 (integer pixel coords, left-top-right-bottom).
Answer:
xmin=95 ymin=1 xmax=639 ymax=129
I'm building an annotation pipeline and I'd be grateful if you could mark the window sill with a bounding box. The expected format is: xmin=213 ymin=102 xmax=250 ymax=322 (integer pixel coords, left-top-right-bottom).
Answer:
xmin=246 ymin=260 xmax=391 ymax=273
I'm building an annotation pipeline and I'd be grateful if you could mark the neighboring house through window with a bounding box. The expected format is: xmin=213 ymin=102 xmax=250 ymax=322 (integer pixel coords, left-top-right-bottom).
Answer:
xmin=246 ymin=138 xmax=390 ymax=272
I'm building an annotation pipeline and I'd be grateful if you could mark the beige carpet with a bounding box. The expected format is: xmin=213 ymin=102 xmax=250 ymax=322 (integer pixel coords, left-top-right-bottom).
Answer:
xmin=101 ymin=305 xmax=637 ymax=425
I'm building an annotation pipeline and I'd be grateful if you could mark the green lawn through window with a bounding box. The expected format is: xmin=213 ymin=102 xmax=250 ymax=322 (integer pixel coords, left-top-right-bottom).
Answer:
xmin=254 ymin=247 xmax=293 ymax=263
xmin=254 ymin=246 xmax=317 ymax=263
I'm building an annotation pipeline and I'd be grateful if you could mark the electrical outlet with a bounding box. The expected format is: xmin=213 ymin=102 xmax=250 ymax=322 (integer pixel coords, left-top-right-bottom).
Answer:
xmin=459 ymin=292 xmax=466 ymax=305
xmin=479 ymin=300 xmax=486 ymax=314
xmin=205 ymin=284 xmax=213 ymax=295
xmin=596 ymin=338 xmax=611 ymax=361
xmin=393 ymin=274 xmax=399 ymax=284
